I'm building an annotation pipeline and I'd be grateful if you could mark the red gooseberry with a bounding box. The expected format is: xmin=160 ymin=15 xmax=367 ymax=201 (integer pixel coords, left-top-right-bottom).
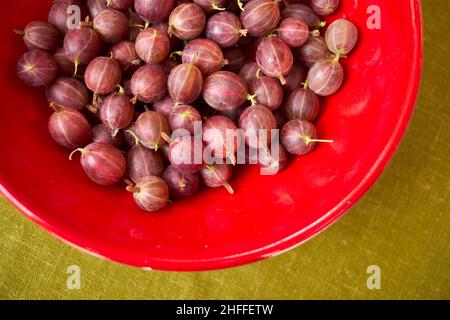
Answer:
xmin=134 ymin=0 xmax=175 ymax=24
xmin=280 ymin=119 xmax=333 ymax=155
xmin=310 ymin=0 xmax=340 ymax=17
xmin=163 ymin=165 xmax=200 ymax=200
xmin=135 ymin=28 xmax=171 ymax=64
xmin=64 ymin=26 xmax=102 ymax=74
xmin=48 ymin=104 xmax=91 ymax=149
xmin=167 ymin=63 xmax=204 ymax=105
xmin=179 ymin=38 xmax=227 ymax=75
xmin=239 ymin=104 xmax=277 ymax=149
xmin=126 ymin=176 xmax=170 ymax=212
xmin=283 ymin=86 xmax=320 ymax=121
xmin=201 ymin=163 xmax=234 ymax=194
xmin=130 ymin=64 xmax=168 ymax=103
xmin=135 ymin=111 xmax=171 ymax=150
xmin=202 ymin=71 xmax=250 ymax=111
xmin=84 ymin=56 xmax=122 ymax=94
xmin=15 ymin=21 xmax=60 ymax=52
xmin=278 ymin=17 xmax=309 ymax=48
xmin=93 ymin=8 xmax=129 ymax=43
xmin=256 ymin=37 xmax=294 ymax=85
xmin=240 ymin=0 xmax=280 ymax=37
xmin=325 ymin=18 xmax=358 ymax=56
xmin=46 ymin=77 xmax=89 ymax=110
xmin=206 ymin=11 xmax=247 ymax=48
xmin=249 ymin=73 xmax=284 ymax=111
xmin=306 ymin=57 xmax=344 ymax=96
xmin=99 ymin=90 xmax=135 ymax=135
xmin=17 ymin=50 xmax=58 ymax=87
xmin=168 ymin=3 xmax=206 ymax=40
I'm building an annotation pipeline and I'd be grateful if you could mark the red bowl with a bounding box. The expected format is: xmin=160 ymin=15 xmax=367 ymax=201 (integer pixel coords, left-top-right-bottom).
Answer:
xmin=0 ymin=1 xmax=422 ymax=271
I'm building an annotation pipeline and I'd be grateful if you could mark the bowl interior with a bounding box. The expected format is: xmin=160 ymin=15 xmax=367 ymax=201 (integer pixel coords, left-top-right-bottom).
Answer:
xmin=0 ymin=0 xmax=422 ymax=270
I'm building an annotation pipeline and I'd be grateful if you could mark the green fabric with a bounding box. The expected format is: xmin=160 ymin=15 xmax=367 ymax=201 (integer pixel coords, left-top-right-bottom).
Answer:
xmin=0 ymin=1 xmax=449 ymax=300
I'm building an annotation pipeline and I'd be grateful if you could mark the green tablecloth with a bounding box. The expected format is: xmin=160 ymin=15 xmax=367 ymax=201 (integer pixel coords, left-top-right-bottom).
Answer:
xmin=0 ymin=1 xmax=449 ymax=300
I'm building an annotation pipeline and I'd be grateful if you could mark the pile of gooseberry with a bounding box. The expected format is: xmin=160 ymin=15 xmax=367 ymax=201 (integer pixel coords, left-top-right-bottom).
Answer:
xmin=16 ymin=0 xmax=358 ymax=212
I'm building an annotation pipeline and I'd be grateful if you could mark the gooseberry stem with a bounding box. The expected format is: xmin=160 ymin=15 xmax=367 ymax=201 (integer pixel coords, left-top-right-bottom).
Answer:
xmin=318 ymin=21 xmax=327 ymax=29
xmin=80 ymin=16 xmax=92 ymax=28
xmin=69 ymin=148 xmax=84 ymax=160
xmin=13 ymin=29 xmax=25 ymax=36
xmin=302 ymin=81 xmax=309 ymax=89
xmin=303 ymin=136 xmax=334 ymax=145
xmin=130 ymin=95 xmax=138 ymax=104
xmin=211 ymin=1 xmax=226 ymax=11
xmin=310 ymin=30 xmax=321 ymax=37
xmin=85 ymin=104 xmax=98 ymax=114
xmin=92 ymin=93 xmax=101 ymax=108
xmin=223 ymin=182 xmax=235 ymax=194
xmin=125 ymin=130 xmax=141 ymax=146
xmin=238 ymin=29 xmax=248 ymax=37
xmin=130 ymin=23 xmax=145 ymax=29
xmin=126 ymin=185 xmax=141 ymax=193
xmin=130 ymin=58 xmax=141 ymax=65
xmin=170 ymin=51 xmax=183 ymax=59
xmin=117 ymin=84 xmax=125 ymax=94
xmin=256 ymin=68 xmax=262 ymax=79
xmin=308 ymin=138 xmax=334 ymax=143
xmin=161 ymin=132 xmax=172 ymax=143
xmin=73 ymin=59 xmax=79 ymax=76
xmin=332 ymin=53 xmax=341 ymax=64
xmin=265 ymin=32 xmax=278 ymax=40
xmin=228 ymin=153 xmax=237 ymax=166
xmin=49 ymin=101 xmax=62 ymax=112
xmin=237 ymin=0 xmax=245 ymax=11
xmin=179 ymin=180 xmax=187 ymax=189
xmin=111 ymin=128 xmax=119 ymax=137
xmin=246 ymin=93 xmax=257 ymax=105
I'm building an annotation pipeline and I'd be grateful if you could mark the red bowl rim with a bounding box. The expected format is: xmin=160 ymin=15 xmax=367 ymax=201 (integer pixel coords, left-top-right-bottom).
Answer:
xmin=0 ymin=0 xmax=423 ymax=271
